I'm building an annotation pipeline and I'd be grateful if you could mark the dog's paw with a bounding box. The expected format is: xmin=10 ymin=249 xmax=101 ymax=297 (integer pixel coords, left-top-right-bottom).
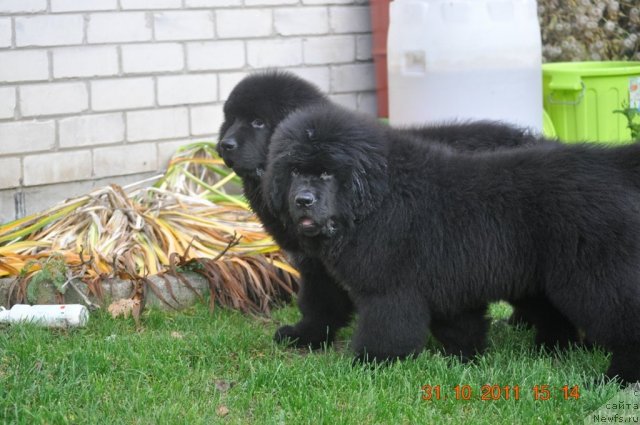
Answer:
xmin=274 ymin=324 xmax=331 ymax=349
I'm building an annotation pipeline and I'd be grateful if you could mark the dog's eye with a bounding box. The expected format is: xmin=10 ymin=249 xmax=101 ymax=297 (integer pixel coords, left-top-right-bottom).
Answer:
xmin=251 ymin=119 xmax=265 ymax=129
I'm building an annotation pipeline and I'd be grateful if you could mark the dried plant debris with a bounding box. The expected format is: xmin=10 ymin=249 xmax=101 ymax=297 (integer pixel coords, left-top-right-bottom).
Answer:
xmin=0 ymin=142 xmax=299 ymax=315
xmin=539 ymin=0 xmax=640 ymax=61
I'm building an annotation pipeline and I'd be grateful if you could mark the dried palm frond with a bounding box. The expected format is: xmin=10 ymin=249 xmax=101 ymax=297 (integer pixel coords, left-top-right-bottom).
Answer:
xmin=0 ymin=142 xmax=298 ymax=315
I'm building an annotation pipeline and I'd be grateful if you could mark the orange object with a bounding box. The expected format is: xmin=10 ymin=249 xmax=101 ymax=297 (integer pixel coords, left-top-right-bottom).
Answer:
xmin=369 ymin=0 xmax=391 ymax=118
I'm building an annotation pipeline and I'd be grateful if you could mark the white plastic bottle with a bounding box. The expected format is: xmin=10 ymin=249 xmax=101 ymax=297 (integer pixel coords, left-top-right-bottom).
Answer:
xmin=388 ymin=0 xmax=543 ymax=132
xmin=0 ymin=304 xmax=89 ymax=328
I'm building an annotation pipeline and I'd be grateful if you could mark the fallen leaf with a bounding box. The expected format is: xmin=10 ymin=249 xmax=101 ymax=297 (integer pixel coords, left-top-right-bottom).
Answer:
xmin=107 ymin=298 xmax=139 ymax=319
xmin=216 ymin=405 xmax=229 ymax=417
xmin=214 ymin=379 xmax=234 ymax=393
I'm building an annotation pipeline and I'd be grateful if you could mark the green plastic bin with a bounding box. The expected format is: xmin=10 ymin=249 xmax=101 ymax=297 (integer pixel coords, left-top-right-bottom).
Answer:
xmin=543 ymin=61 xmax=640 ymax=144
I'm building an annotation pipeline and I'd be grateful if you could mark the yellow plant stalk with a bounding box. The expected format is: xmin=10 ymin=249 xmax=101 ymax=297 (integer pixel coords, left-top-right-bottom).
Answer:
xmin=0 ymin=143 xmax=299 ymax=313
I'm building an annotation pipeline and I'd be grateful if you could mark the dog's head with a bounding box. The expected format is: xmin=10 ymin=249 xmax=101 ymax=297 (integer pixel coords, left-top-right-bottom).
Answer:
xmin=263 ymin=104 xmax=390 ymax=242
xmin=217 ymin=71 xmax=326 ymax=180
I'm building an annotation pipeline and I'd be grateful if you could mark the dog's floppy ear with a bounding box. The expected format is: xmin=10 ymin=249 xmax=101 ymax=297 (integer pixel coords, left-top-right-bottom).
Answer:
xmin=262 ymin=156 xmax=290 ymax=219
xmin=347 ymin=164 xmax=388 ymax=220
xmin=343 ymin=141 xmax=389 ymax=221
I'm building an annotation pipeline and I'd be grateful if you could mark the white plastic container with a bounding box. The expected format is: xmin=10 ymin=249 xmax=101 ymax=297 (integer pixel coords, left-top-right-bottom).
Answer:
xmin=0 ymin=304 xmax=89 ymax=328
xmin=388 ymin=0 xmax=543 ymax=132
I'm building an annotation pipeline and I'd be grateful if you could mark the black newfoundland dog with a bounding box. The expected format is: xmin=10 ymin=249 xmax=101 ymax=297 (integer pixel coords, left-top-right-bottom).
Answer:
xmin=263 ymin=104 xmax=640 ymax=383
xmin=217 ymin=70 xmax=553 ymax=350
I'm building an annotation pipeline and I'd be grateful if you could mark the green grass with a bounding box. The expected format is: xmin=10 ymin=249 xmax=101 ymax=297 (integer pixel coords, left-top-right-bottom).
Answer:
xmin=0 ymin=301 xmax=623 ymax=424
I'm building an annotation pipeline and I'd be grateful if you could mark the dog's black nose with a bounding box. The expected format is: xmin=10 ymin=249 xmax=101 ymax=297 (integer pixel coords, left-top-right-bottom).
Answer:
xmin=295 ymin=191 xmax=315 ymax=208
xmin=220 ymin=138 xmax=238 ymax=151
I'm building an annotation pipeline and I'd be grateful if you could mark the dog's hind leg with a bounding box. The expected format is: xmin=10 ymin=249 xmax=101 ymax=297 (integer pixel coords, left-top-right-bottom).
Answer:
xmin=274 ymin=257 xmax=354 ymax=349
xmin=430 ymin=306 xmax=490 ymax=361
xmin=512 ymin=296 xmax=581 ymax=350
xmin=606 ymin=343 xmax=640 ymax=384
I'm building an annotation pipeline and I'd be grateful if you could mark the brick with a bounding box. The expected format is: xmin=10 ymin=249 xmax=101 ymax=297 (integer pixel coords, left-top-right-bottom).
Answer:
xmin=126 ymin=108 xmax=189 ymax=142
xmin=0 ymin=87 xmax=16 ymax=119
xmin=356 ymin=34 xmax=372 ymax=60
xmin=275 ymin=7 xmax=329 ymax=36
xmin=303 ymin=0 xmax=352 ymax=4
xmin=0 ymin=121 xmax=55 ymax=155
xmin=16 ymin=15 xmax=83 ymax=47
xmin=157 ymin=74 xmax=217 ymax=106
xmin=218 ymin=72 xmax=248 ymax=100
xmin=186 ymin=0 xmax=240 ymax=5
xmin=216 ymin=9 xmax=272 ymax=39
xmin=157 ymin=139 xmax=189 ymax=168
xmin=246 ymin=0 xmax=296 ymax=4
xmin=357 ymin=91 xmax=378 ymax=116
xmin=0 ymin=18 xmax=11 ymax=48
xmin=22 ymin=181 xmax=94 ymax=217
xmin=154 ymin=11 xmax=214 ymax=41
xmin=190 ymin=104 xmax=223 ymax=136
xmin=0 ymin=190 xmax=15 ymax=224
xmin=302 ymin=0 xmax=352 ymax=6
xmin=330 ymin=6 xmax=371 ymax=33
xmin=20 ymin=82 xmax=88 ymax=117
xmin=247 ymin=39 xmax=302 ymax=68
xmin=0 ymin=158 xmax=21 ymax=189
xmin=0 ymin=0 xmax=46 ymax=13
xmin=303 ymin=35 xmax=355 ymax=64
xmin=331 ymin=63 xmax=376 ymax=92
xmin=51 ymin=0 xmax=117 ymax=12
xmin=53 ymin=46 xmax=119 ymax=78
xmin=122 ymin=43 xmax=184 ymax=74
xmin=329 ymin=93 xmax=356 ymax=110
xmin=88 ymin=12 xmax=152 ymax=44
xmin=0 ymin=50 xmax=49 ymax=83
xmin=59 ymin=113 xmax=125 ymax=148
xmin=187 ymin=41 xmax=244 ymax=71
xmin=23 ymin=150 xmax=93 ymax=186
xmin=288 ymin=67 xmax=330 ymax=92
xmin=93 ymin=143 xmax=158 ymax=178
xmin=91 ymin=78 xmax=155 ymax=111
xmin=0 ymin=190 xmax=15 ymax=222
xmin=122 ymin=0 xmax=181 ymax=9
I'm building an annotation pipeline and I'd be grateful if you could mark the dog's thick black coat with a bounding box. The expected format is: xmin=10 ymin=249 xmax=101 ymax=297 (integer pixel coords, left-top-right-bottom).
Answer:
xmin=217 ymin=70 xmax=555 ymax=350
xmin=264 ymin=104 xmax=640 ymax=383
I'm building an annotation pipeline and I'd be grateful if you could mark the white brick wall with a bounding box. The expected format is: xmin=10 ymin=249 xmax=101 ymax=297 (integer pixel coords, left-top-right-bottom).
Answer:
xmin=0 ymin=87 xmax=16 ymax=119
xmin=53 ymin=46 xmax=119 ymax=78
xmin=0 ymin=19 xmax=11 ymax=48
xmin=158 ymin=74 xmax=217 ymax=106
xmin=59 ymin=113 xmax=125 ymax=148
xmin=87 ymin=13 xmax=152 ymax=43
xmin=0 ymin=50 xmax=49 ymax=82
xmin=0 ymin=1 xmax=377 ymax=221
xmin=0 ymin=0 xmax=46 ymax=14
xmin=16 ymin=15 xmax=84 ymax=46
xmin=51 ymin=0 xmax=117 ymax=13
xmin=216 ymin=9 xmax=272 ymax=38
xmin=274 ymin=8 xmax=329 ymax=36
xmin=127 ymin=107 xmax=190 ymax=142
xmin=121 ymin=43 xmax=184 ymax=73
xmin=20 ymin=82 xmax=88 ymax=117
xmin=91 ymin=78 xmax=155 ymax=111
xmin=23 ymin=150 xmax=93 ymax=186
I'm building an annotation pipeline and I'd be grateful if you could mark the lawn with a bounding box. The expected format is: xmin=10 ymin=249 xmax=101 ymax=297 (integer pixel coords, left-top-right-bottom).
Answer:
xmin=0 ymin=300 xmax=623 ymax=424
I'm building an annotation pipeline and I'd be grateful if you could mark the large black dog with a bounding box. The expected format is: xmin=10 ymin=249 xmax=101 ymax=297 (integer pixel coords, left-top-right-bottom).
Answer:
xmin=263 ymin=104 xmax=640 ymax=383
xmin=217 ymin=70 xmax=557 ymax=350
